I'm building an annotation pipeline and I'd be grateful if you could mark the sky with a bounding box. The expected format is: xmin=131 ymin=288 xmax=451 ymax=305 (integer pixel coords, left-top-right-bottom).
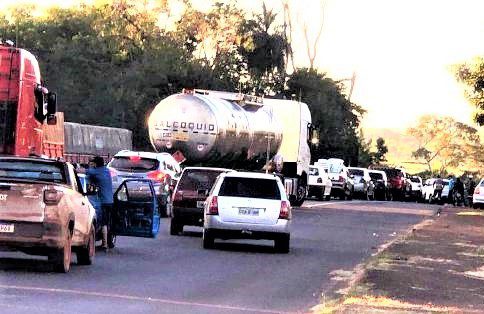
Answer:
xmin=2 ymin=0 xmax=483 ymax=130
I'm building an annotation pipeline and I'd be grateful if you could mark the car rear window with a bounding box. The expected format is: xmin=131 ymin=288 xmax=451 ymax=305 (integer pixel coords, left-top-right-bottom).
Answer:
xmin=0 ymin=160 xmax=66 ymax=183
xmin=349 ymin=169 xmax=364 ymax=176
xmin=109 ymin=156 xmax=159 ymax=172
xmin=369 ymin=172 xmax=383 ymax=180
xmin=177 ymin=169 xmax=226 ymax=190
xmin=309 ymin=167 xmax=319 ymax=176
xmin=410 ymin=177 xmax=421 ymax=183
xmin=219 ymin=177 xmax=281 ymax=200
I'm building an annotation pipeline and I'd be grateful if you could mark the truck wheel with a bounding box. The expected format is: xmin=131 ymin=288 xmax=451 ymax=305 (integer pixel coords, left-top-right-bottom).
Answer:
xmin=77 ymin=224 xmax=95 ymax=265
xmin=291 ymin=184 xmax=306 ymax=207
xmin=50 ymin=229 xmax=72 ymax=273
xmin=274 ymin=234 xmax=290 ymax=253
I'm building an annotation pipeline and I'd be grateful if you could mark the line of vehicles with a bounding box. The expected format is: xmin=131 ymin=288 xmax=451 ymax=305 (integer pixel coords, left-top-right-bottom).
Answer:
xmin=1 ymin=44 xmax=483 ymax=273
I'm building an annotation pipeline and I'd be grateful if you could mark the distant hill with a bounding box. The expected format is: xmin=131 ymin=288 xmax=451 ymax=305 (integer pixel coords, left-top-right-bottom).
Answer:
xmin=363 ymin=128 xmax=428 ymax=174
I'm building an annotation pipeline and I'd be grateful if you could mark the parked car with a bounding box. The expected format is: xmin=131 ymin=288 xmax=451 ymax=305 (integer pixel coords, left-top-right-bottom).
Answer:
xmin=107 ymin=150 xmax=181 ymax=217
xmin=202 ymin=171 xmax=291 ymax=253
xmin=171 ymin=167 xmax=234 ymax=235
xmin=369 ymin=166 xmax=410 ymax=201
xmin=368 ymin=169 xmax=390 ymax=200
xmin=0 ymin=157 xmax=97 ymax=272
xmin=327 ymin=158 xmax=354 ymax=200
xmin=409 ymin=176 xmax=423 ymax=200
xmin=422 ymin=178 xmax=450 ymax=203
xmin=472 ymin=178 xmax=484 ymax=209
xmin=308 ymin=165 xmax=332 ymax=200
xmin=348 ymin=167 xmax=375 ymax=200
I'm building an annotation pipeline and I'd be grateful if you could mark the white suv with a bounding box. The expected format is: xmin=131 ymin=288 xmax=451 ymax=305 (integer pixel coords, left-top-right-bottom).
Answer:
xmin=203 ymin=171 xmax=291 ymax=253
xmin=308 ymin=165 xmax=332 ymax=200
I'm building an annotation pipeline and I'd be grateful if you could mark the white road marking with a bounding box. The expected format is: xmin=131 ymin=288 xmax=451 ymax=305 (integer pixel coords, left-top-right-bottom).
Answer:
xmin=0 ymin=285 xmax=297 ymax=314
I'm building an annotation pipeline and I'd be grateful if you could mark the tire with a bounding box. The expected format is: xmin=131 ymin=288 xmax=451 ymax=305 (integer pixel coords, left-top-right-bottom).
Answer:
xmin=77 ymin=224 xmax=95 ymax=265
xmin=339 ymin=189 xmax=346 ymax=200
xmin=107 ymin=230 xmax=116 ymax=249
xmin=325 ymin=195 xmax=331 ymax=201
xmin=202 ymin=229 xmax=214 ymax=249
xmin=50 ymin=229 xmax=72 ymax=273
xmin=170 ymin=218 xmax=182 ymax=236
xmin=274 ymin=234 xmax=290 ymax=253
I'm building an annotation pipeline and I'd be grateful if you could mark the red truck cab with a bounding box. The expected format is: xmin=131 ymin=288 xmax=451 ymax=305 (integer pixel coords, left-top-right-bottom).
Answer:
xmin=0 ymin=43 xmax=57 ymax=157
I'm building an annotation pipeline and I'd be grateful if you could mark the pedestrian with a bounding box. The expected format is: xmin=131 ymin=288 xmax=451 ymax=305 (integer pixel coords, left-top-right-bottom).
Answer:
xmin=86 ymin=156 xmax=113 ymax=251
xmin=453 ymin=177 xmax=465 ymax=207
xmin=467 ymin=176 xmax=476 ymax=207
xmin=447 ymin=175 xmax=455 ymax=204
xmin=433 ymin=175 xmax=444 ymax=202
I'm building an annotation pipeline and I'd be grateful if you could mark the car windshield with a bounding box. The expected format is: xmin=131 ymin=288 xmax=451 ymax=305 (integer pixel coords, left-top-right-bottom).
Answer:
xmin=219 ymin=177 xmax=281 ymax=200
xmin=410 ymin=177 xmax=421 ymax=183
xmin=177 ymin=169 xmax=226 ymax=190
xmin=309 ymin=167 xmax=319 ymax=176
xmin=349 ymin=169 xmax=364 ymax=176
xmin=328 ymin=163 xmax=343 ymax=174
xmin=369 ymin=172 xmax=383 ymax=180
xmin=0 ymin=160 xmax=66 ymax=183
xmin=109 ymin=156 xmax=159 ymax=172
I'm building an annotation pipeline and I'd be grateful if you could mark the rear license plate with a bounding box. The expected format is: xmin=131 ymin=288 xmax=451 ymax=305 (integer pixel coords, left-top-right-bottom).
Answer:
xmin=0 ymin=223 xmax=14 ymax=233
xmin=238 ymin=208 xmax=260 ymax=216
xmin=196 ymin=201 xmax=205 ymax=208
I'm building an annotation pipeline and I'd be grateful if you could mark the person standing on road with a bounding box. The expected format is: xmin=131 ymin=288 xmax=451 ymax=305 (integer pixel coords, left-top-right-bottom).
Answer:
xmin=447 ymin=175 xmax=455 ymax=204
xmin=453 ymin=177 xmax=465 ymax=207
xmin=86 ymin=156 xmax=113 ymax=251
xmin=433 ymin=175 xmax=444 ymax=202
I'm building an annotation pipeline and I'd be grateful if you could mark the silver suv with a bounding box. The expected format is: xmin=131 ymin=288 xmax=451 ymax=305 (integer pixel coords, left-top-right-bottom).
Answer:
xmin=107 ymin=151 xmax=181 ymax=216
xmin=203 ymin=171 xmax=291 ymax=253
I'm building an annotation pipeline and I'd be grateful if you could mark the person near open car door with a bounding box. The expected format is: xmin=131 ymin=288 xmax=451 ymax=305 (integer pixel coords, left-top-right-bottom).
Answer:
xmin=86 ymin=156 xmax=114 ymax=251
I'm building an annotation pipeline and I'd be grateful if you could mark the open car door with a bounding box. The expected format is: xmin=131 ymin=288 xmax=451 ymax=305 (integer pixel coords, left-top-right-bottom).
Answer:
xmin=112 ymin=179 xmax=160 ymax=238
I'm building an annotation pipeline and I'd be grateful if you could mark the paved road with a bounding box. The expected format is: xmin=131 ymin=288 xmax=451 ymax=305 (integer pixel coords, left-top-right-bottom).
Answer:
xmin=0 ymin=200 xmax=438 ymax=314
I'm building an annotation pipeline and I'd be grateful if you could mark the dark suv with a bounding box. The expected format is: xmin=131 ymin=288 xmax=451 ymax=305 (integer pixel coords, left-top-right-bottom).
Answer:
xmin=170 ymin=167 xmax=234 ymax=235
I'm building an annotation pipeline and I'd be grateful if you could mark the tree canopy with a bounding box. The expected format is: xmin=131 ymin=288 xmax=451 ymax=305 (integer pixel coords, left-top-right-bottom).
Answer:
xmin=455 ymin=57 xmax=484 ymax=125
xmin=0 ymin=0 xmax=371 ymax=164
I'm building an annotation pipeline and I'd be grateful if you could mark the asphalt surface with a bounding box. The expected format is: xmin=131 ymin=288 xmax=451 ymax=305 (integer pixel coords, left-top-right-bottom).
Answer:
xmin=0 ymin=200 xmax=438 ymax=314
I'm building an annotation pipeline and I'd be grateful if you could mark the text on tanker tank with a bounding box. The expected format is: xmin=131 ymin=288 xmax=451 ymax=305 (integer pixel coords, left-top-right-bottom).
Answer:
xmin=152 ymin=120 xmax=215 ymax=131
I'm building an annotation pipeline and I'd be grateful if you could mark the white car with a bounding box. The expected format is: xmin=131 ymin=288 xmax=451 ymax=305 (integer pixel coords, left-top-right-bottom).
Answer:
xmin=108 ymin=150 xmax=181 ymax=216
xmin=308 ymin=165 xmax=332 ymax=200
xmin=348 ymin=167 xmax=374 ymax=199
xmin=203 ymin=171 xmax=291 ymax=253
xmin=472 ymin=178 xmax=484 ymax=209
xmin=408 ymin=176 xmax=423 ymax=200
xmin=368 ymin=170 xmax=389 ymax=200
xmin=422 ymin=178 xmax=449 ymax=203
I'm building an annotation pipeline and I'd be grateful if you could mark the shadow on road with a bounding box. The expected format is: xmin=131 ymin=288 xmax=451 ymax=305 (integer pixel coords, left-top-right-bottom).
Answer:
xmin=211 ymin=241 xmax=281 ymax=254
xmin=0 ymin=257 xmax=53 ymax=272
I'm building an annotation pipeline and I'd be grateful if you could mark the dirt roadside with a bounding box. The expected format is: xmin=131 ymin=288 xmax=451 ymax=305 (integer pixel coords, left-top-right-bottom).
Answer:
xmin=312 ymin=205 xmax=484 ymax=314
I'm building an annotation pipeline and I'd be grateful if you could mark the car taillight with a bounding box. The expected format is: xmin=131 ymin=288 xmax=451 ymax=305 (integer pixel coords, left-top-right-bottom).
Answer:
xmin=173 ymin=191 xmax=183 ymax=202
xmin=207 ymin=196 xmax=218 ymax=215
xmin=279 ymin=201 xmax=291 ymax=220
xmin=147 ymin=170 xmax=166 ymax=182
xmin=317 ymin=177 xmax=323 ymax=183
xmin=475 ymin=186 xmax=480 ymax=195
xmin=339 ymin=176 xmax=344 ymax=182
xmin=44 ymin=188 xmax=63 ymax=205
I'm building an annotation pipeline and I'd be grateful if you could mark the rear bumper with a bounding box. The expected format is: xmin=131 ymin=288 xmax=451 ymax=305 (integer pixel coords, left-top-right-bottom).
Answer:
xmin=204 ymin=215 xmax=290 ymax=237
xmin=473 ymin=195 xmax=484 ymax=204
xmin=172 ymin=206 xmax=204 ymax=226
xmin=0 ymin=221 xmax=65 ymax=254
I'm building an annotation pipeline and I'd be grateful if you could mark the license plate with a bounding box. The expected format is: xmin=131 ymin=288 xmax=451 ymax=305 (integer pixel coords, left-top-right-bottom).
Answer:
xmin=197 ymin=201 xmax=205 ymax=208
xmin=0 ymin=223 xmax=14 ymax=233
xmin=238 ymin=208 xmax=260 ymax=216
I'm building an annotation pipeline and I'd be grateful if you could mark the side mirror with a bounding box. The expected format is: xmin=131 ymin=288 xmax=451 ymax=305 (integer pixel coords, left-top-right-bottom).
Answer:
xmin=47 ymin=92 xmax=57 ymax=115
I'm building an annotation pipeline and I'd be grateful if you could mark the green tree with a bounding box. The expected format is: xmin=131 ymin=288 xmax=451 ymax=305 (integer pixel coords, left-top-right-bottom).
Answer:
xmin=455 ymin=57 xmax=484 ymax=125
xmin=373 ymin=137 xmax=388 ymax=164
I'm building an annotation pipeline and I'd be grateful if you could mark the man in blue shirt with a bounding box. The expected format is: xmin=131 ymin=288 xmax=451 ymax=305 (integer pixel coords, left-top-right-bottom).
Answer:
xmin=87 ymin=156 xmax=113 ymax=250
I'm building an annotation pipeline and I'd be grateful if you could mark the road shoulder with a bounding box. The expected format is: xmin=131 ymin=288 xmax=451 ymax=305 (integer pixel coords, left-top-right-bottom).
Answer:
xmin=312 ymin=206 xmax=484 ymax=313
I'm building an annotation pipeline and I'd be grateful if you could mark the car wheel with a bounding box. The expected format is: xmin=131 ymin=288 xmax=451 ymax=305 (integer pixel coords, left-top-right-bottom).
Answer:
xmin=170 ymin=218 xmax=182 ymax=236
xmin=77 ymin=224 xmax=95 ymax=265
xmin=107 ymin=230 xmax=116 ymax=249
xmin=325 ymin=195 xmax=331 ymax=201
xmin=50 ymin=229 xmax=72 ymax=273
xmin=274 ymin=234 xmax=290 ymax=253
xmin=202 ymin=229 xmax=214 ymax=249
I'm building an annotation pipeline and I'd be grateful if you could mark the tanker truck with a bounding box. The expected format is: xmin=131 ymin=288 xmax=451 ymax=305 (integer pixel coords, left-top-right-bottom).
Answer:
xmin=147 ymin=89 xmax=313 ymax=206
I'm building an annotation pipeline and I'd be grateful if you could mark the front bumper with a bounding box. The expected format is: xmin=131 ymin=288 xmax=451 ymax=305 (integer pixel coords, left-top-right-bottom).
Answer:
xmin=204 ymin=215 xmax=291 ymax=239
